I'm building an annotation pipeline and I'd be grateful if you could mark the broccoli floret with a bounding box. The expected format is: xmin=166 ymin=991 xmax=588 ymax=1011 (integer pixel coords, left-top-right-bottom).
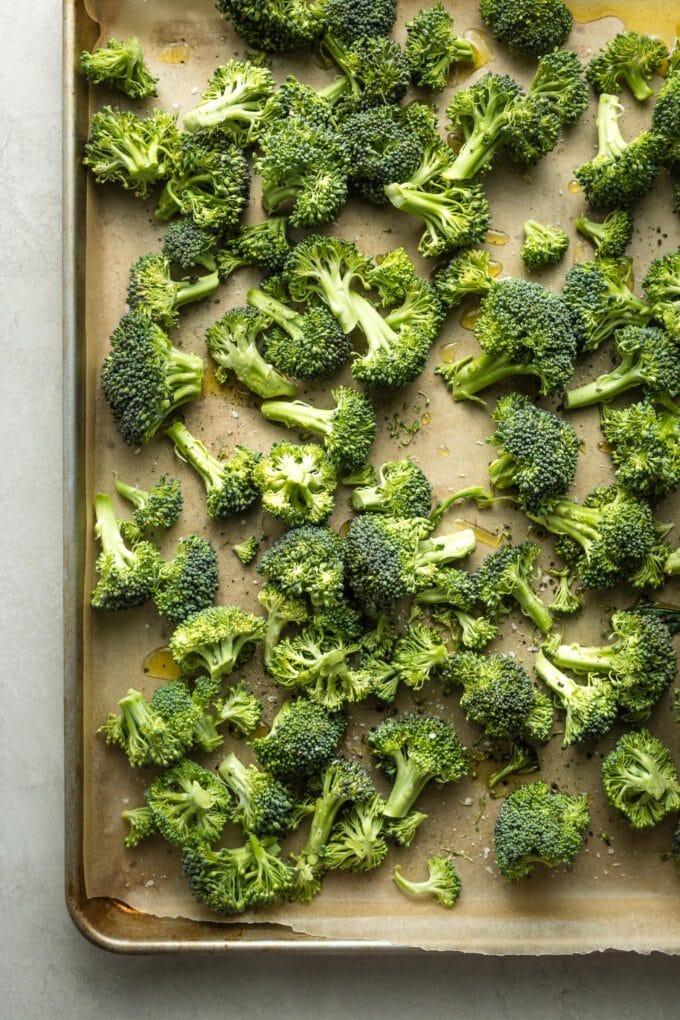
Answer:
xmin=562 ymin=259 xmax=652 ymax=352
xmin=564 ymin=325 xmax=679 ymax=408
xmin=443 ymin=651 xmax=542 ymax=741
xmin=121 ymin=806 xmax=156 ymax=848
xmin=575 ymin=93 xmax=664 ymax=209
xmin=115 ymin=475 xmax=183 ymax=533
xmin=215 ymin=0 xmax=324 ymax=52
xmin=183 ymin=60 xmax=278 ymax=144
xmin=534 ymin=650 xmax=618 ymax=745
xmin=587 ymin=32 xmax=668 ymax=102
xmin=83 ymin=107 xmax=178 ymax=197
xmin=521 ymin=221 xmax=569 ymax=271
xmin=494 ymin=781 xmax=589 ymax=881
xmin=145 ymin=759 xmax=231 ymax=847
xmin=434 ymin=249 xmax=498 ymax=310
xmin=529 ymin=49 xmax=588 ymax=125
xmin=99 ymin=688 xmax=186 ymax=767
xmin=251 ymin=699 xmax=347 ymax=783
xmin=322 ymin=0 xmax=396 ymax=43
xmin=600 ymin=398 xmax=680 ymax=500
xmin=217 ymin=752 xmax=298 ymax=836
xmin=169 ymin=605 xmax=266 ymax=685
xmin=652 ymin=72 xmax=680 ymax=175
xmin=437 ymin=278 xmax=578 ymax=402
xmin=390 ymin=624 xmax=448 ymax=691
xmin=163 ymin=218 xmax=218 ymax=272
xmin=253 ymin=441 xmax=337 ymax=527
xmin=488 ymin=742 xmax=540 ymax=790
xmin=126 ymin=253 xmax=220 ymax=331
xmin=80 ymin=37 xmax=158 ymax=99
xmin=385 ymin=177 xmax=491 ymax=260
xmin=231 ymin=536 xmax=258 ymax=566
xmin=393 ymin=856 xmax=461 ymax=908
xmin=475 ymin=543 xmax=552 ymax=634
xmin=575 ymin=210 xmax=634 ymax=259
xmin=602 ymin=730 xmax=680 ymax=829
xmin=546 ymin=567 xmax=583 ymax=616
xmin=217 ymin=217 xmax=291 ymax=283
xmin=150 ymin=678 xmax=208 ymax=748
xmin=156 ymin=132 xmax=250 ymax=232
xmin=405 ymin=4 xmax=475 ymax=90
xmin=214 ymin=682 xmax=261 ymax=735
xmin=349 ymin=459 xmax=432 ymax=519
xmin=153 ymin=535 xmax=219 ymax=626
xmin=322 ymin=794 xmax=389 ymax=874
xmin=345 ymin=514 xmax=476 ymax=615
xmin=282 ymin=234 xmax=375 ymax=332
xmin=90 ymin=493 xmax=161 ymax=611
xmin=165 ymin=420 xmax=261 ymax=518
xmin=319 ymin=35 xmax=410 ymax=112
xmin=259 ymin=526 xmax=346 ymax=608
xmin=267 ymin=624 xmax=368 ymax=710
xmin=182 ymin=835 xmax=295 ymax=914
xmin=480 ymin=0 xmax=573 ymax=56
xmin=205 ymin=307 xmax=295 ymax=400
xmin=385 ymin=811 xmax=428 ymax=847
xmin=643 ymin=251 xmax=680 ymax=336
xmin=257 ymin=584 xmax=309 ymax=664
xmin=416 ymin=569 xmax=498 ymax=650
xmin=260 ymin=388 xmax=376 ymax=471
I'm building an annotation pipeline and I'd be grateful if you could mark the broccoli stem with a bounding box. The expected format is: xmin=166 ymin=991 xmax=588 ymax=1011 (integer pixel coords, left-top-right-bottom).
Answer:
xmin=350 ymin=485 xmax=384 ymax=512
xmin=548 ymin=642 xmax=619 ymax=675
xmin=625 ymin=69 xmax=654 ymax=103
xmin=94 ymin=493 xmax=134 ymax=568
xmin=193 ymin=712 xmax=222 ymax=752
xmin=262 ymin=180 xmax=306 ymax=214
xmin=430 ymin=486 xmax=497 ymax=525
xmin=527 ymin=501 xmax=601 ymax=553
xmin=564 ymin=358 xmax=642 ymax=409
xmin=510 ymin=576 xmax=553 ymax=634
xmin=597 ymin=93 xmax=627 ymax=160
xmin=118 ymin=689 xmax=154 ymax=758
xmin=443 ymin=102 xmax=509 ymax=180
xmin=174 ymin=271 xmax=220 ymax=309
xmin=260 ymin=399 xmax=334 ymax=438
xmin=347 ymin=290 xmax=400 ymax=355
xmin=487 ymin=453 xmax=517 ymax=490
xmin=302 ymin=792 xmax=349 ymax=863
xmin=615 ymin=750 xmax=668 ymax=798
xmin=416 ymin=530 xmax=477 ymax=566
xmin=384 ymin=182 xmax=452 ymax=233
xmin=165 ymin=420 xmax=223 ymax=491
xmin=574 ymin=215 xmax=608 ymax=248
xmin=184 ymin=82 xmax=262 ymax=133
xmin=441 ymin=352 xmax=541 ymax=400
xmin=247 ymin=287 xmax=302 ymax=338
xmin=114 ymin=477 xmax=147 ymax=511
xmin=534 ymin=650 xmax=580 ymax=705
xmin=383 ymin=751 xmax=430 ymax=818
xmin=665 ymin=549 xmax=680 ymax=575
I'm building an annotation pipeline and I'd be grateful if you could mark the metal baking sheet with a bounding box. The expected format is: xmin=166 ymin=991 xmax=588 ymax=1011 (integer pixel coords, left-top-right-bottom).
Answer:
xmin=64 ymin=0 xmax=680 ymax=952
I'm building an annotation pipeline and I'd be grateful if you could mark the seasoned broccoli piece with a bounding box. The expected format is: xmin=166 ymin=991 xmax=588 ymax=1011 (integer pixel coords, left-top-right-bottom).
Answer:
xmin=126 ymin=253 xmax=219 ymax=331
xmin=385 ymin=811 xmax=428 ymax=847
xmin=393 ymin=856 xmax=461 ymax=908
xmin=257 ymin=584 xmax=309 ymax=664
xmin=80 ymin=37 xmax=158 ymax=99
xmin=475 ymin=544 xmax=552 ymax=634
xmin=521 ymin=221 xmax=569 ymax=270
xmin=534 ymin=650 xmax=618 ymax=745
xmin=83 ymin=107 xmax=178 ymax=197
xmin=480 ymin=0 xmax=573 ymax=56
xmin=156 ymin=132 xmax=250 ymax=232
xmin=652 ymin=72 xmax=680 ymax=176
xmin=600 ymin=398 xmax=680 ymax=500
xmin=349 ymin=459 xmax=432 ymax=519
xmin=643 ymin=251 xmax=680 ymax=337
xmin=345 ymin=514 xmax=476 ymax=615
xmin=575 ymin=210 xmax=634 ymax=259
xmin=494 ymin=781 xmax=589 ymax=881
xmin=205 ymin=307 xmax=295 ymax=400
xmin=564 ymin=325 xmax=679 ymax=408
xmin=115 ymin=475 xmax=183 ymax=533
xmin=443 ymin=651 xmax=543 ymax=741
xmin=415 ymin=568 xmax=498 ymax=651
xmin=183 ymin=60 xmax=277 ymax=144
xmin=339 ymin=104 xmax=433 ymax=205
xmin=169 ymin=605 xmax=266 ymax=685
xmin=99 ymin=688 xmax=185 ymax=767
xmin=529 ymin=49 xmax=588 ymax=125
xmin=182 ymin=835 xmax=295 ymax=914
xmin=319 ymin=35 xmax=410 ymax=112
xmin=562 ymin=259 xmax=652 ymax=352
xmin=575 ymin=93 xmax=664 ymax=209
xmin=434 ymin=248 xmax=498 ymax=310
xmin=215 ymin=0 xmax=325 ymax=52
xmin=385 ymin=177 xmax=491 ymax=260
xmin=121 ymin=806 xmax=156 ymax=848
xmin=322 ymin=794 xmax=389 ymax=874
xmin=546 ymin=566 xmax=583 ymax=616
xmin=260 ymin=388 xmax=376 ymax=471
xmin=231 ymin=537 xmax=258 ymax=566
xmin=150 ymin=678 xmax=214 ymax=751
xmin=587 ymin=32 xmax=668 ymax=102
xmin=322 ymin=0 xmax=396 ymax=44
xmin=101 ymin=312 xmax=203 ymax=447
xmin=488 ymin=742 xmax=540 ymax=790
xmin=259 ymin=526 xmax=346 ymax=608
xmin=602 ymin=730 xmax=680 ymax=829
xmin=390 ymin=624 xmax=448 ymax=691
xmin=267 ymin=623 xmax=368 ymax=711
xmin=214 ymin=682 xmax=261 ymax=735
xmin=163 ymin=218 xmax=218 ymax=272
xmin=153 ymin=535 xmax=219 ymax=626
xmin=217 ymin=752 xmax=298 ymax=836
xmin=487 ymin=394 xmax=579 ymax=514
xmin=165 ymin=420 xmax=261 ymax=519
xmin=90 ymin=493 xmax=161 ymax=611
xmin=405 ymin=4 xmax=475 ymax=90
xmin=437 ymin=278 xmax=578 ymax=402
xmin=217 ymin=217 xmax=291 ymax=282
xmin=251 ymin=699 xmax=347 ymax=783
xmin=145 ymin=759 xmax=231 ymax=847
xmin=253 ymin=442 xmax=337 ymax=527
xmin=282 ymin=234 xmax=376 ymax=332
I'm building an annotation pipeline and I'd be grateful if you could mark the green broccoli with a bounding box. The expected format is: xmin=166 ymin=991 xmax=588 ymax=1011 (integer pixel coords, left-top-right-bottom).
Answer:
xmin=153 ymin=535 xmax=219 ymax=626
xmin=443 ymin=651 xmax=546 ymax=742
xmin=183 ymin=60 xmax=277 ymax=144
xmin=480 ymin=0 xmax=573 ymax=56
xmin=90 ymin=493 xmax=161 ymax=611
xmin=114 ymin=475 xmax=183 ymax=533
xmin=126 ymin=253 xmax=220 ymax=331
xmin=251 ymin=699 xmax=347 ymax=783
xmin=322 ymin=0 xmax=396 ymax=43
xmin=257 ymin=584 xmax=309 ymax=664
xmin=600 ymin=398 xmax=680 ymax=500
xmin=534 ymin=650 xmax=618 ymax=746
xmin=217 ymin=752 xmax=298 ymax=836
xmin=205 ymin=307 xmax=296 ymax=400
xmin=182 ymin=835 xmax=295 ymax=914
xmin=80 ymin=37 xmax=158 ymax=98
xmin=562 ymin=259 xmax=652 ymax=351
xmin=652 ymin=72 xmax=680 ymax=176
xmin=145 ymin=759 xmax=231 ymax=847
xmin=318 ymin=35 xmax=411 ymax=112
xmin=564 ymin=326 xmax=678 ymax=408
xmin=99 ymin=688 xmax=186 ymax=767
xmin=217 ymin=217 xmax=291 ymax=281
xmin=475 ymin=543 xmax=553 ymax=634
xmin=215 ymin=0 xmax=325 ymax=52
xmin=487 ymin=742 xmax=540 ymax=790
xmin=322 ymin=794 xmax=389 ymax=874
xmin=521 ymin=221 xmax=569 ymax=270
xmin=169 ymin=605 xmax=266 ymax=685
xmin=529 ymin=49 xmax=589 ymax=125
xmin=348 ymin=459 xmax=432 ymax=519
xmin=121 ymin=806 xmax=157 ymax=848
xmin=602 ymin=730 xmax=680 ymax=829
xmin=258 ymin=526 xmax=346 ymax=608
xmin=390 ymin=624 xmax=449 ymax=691
xmin=575 ymin=210 xmax=634 ymax=259
xmin=267 ymin=623 xmax=369 ymax=710
xmin=643 ymin=251 xmax=680 ymax=337
xmin=253 ymin=442 xmax=337 ymax=527
xmin=384 ymin=176 xmax=491 ymax=260
xmin=83 ymin=107 xmax=178 ymax=197
xmin=163 ymin=218 xmax=218 ymax=272
xmin=415 ymin=568 xmax=498 ymax=651
xmin=393 ymin=857 xmax=462 ymax=908
xmin=546 ymin=567 xmax=583 ymax=616
xmin=434 ymin=249 xmax=499 ymax=310
xmin=494 ymin=781 xmax=589 ymax=881
xmin=405 ymin=4 xmax=475 ymax=91
xmin=231 ymin=537 xmax=258 ymax=565
xmin=385 ymin=811 xmax=428 ymax=847
xmin=150 ymin=678 xmax=220 ymax=752
xmin=165 ymin=420 xmax=261 ymax=519
xmin=156 ymin=132 xmax=250 ymax=232
xmin=214 ymin=682 xmax=261 ymax=736
xmin=587 ymin=32 xmax=668 ymax=102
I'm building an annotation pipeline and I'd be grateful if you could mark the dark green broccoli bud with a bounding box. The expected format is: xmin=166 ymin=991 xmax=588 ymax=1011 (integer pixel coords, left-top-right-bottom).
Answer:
xmin=349 ymin=459 xmax=432 ymax=519
xmin=257 ymin=584 xmax=309 ymax=664
xmin=503 ymin=96 xmax=562 ymax=167
xmin=575 ymin=210 xmax=634 ymax=259
xmin=101 ymin=313 xmax=204 ymax=447
xmin=488 ymin=742 xmax=539 ymax=790
xmin=475 ymin=543 xmax=553 ymax=633
xmin=480 ymin=0 xmax=572 ymax=56
xmin=169 ymin=605 xmax=266 ymax=685
xmin=602 ymin=730 xmax=680 ymax=829
xmin=248 ymin=286 xmax=351 ymax=381
xmin=319 ymin=35 xmax=411 ymax=112
xmin=260 ymin=388 xmax=376 ymax=471
xmin=259 ymin=526 xmax=346 ymax=608
xmin=368 ymin=714 xmax=468 ymax=819
xmin=564 ymin=326 xmax=679 ymax=408
xmin=562 ymin=259 xmax=652 ymax=352
xmin=322 ymin=794 xmax=388 ymax=874
xmin=345 ymin=514 xmax=476 ymax=615
xmin=83 ymin=107 xmax=178 ymax=197
xmin=121 ymin=806 xmax=156 ymax=848
xmin=434 ymin=249 xmax=498 ymax=310
xmin=153 ymin=535 xmax=219 ymax=626
xmin=405 ymin=4 xmax=475 ymax=91
xmin=494 ymin=781 xmax=589 ymax=881
xmin=393 ymin=856 xmax=461 ymax=908
xmin=80 ymin=37 xmax=158 ymax=98
xmin=253 ymin=442 xmax=337 ymax=527
xmin=205 ymin=307 xmax=295 ymax=400
xmin=437 ymin=278 xmax=578 ymax=402
xmin=385 ymin=811 xmax=428 ymax=847
xmin=600 ymin=398 xmax=680 ymax=500
xmin=534 ymin=650 xmax=618 ymax=745
xmin=217 ymin=752 xmax=298 ymax=836
xmin=115 ymin=474 xmax=183 ymax=532
xmin=323 ymin=0 xmax=396 ymax=43
xmin=156 ymin=132 xmax=250 ymax=232
xmin=487 ymin=394 xmax=579 ymax=514
xmin=165 ymin=420 xmax=261 ymax=519
xmin=652 ymin=72 xmax=680 ymax=175
xmin=390 ymin=624 xmax=448 ymax=691
xmin=214 ymin=682 xmax=261 ymax=735
xmin=90 ymin=493 xmax=161 ymax=611
xmin=126 ymin=253 xmax=220 ymax=331
xmin=574 ymin=93 xmax=664 ymax=209
xmin=183 ymin=60 xmax=278 ymax=144
xmin=529 ymin=49 xmax=588 ymax=125
xmin=521 ymin=221 xmax=569 ymax=270
xmin=643 ymin=251 xmax=680 ymax=337
xmin=443 ymin=651 xmax=541 ymax=741
xmin=546 ymin=567 xmax=583 ymax=616
xmin=99 ymin=688 xmax=186 ymax=767
xmin=267 ymin=624 xmax=369 ymax=710
xmin=163 ymin=218 xmax=218 ymax=272
xmin=232 ymin=536 xmax=259 ymax=565
xmin=215 ymin=0 xmax=323 ymax=52
xmin=182 ymin=835 xmax=295 ymax=915
xmin=145 ymin=759 xmax=231 ymax=847
xmin=150 ymin=679 xmax=204 ymax=747
xmin=252 ymin=699 xmax=347 ymax=783
xmin=587 ymin=32 xmax=668 ymax=102
xmin=216 ymin=217 xmax=291 ymax=283
xmin=385 ymin=178 xmax=491 ymax=260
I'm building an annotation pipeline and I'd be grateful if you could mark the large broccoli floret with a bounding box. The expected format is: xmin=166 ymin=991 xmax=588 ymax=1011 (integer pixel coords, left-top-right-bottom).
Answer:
xmin=405 ymin=4 xmax=475 ymax=90
xmin=163 ymin=218 xmax=218 ymax=272
xmin=415 ymin=568 xmax=498 ymax=651
xmin=253 ymin=441 xmax=337 ymax=527
xmin=521 ymin=221 xmax=569 ymax=271
xmin=564 ymin=325 xmax=679 ymax=408
xmin=80 ymin=37 xmax=158 ymax=98
xmin=153 ymin=535 xmax=219 ymax=626
xmin=349 ymin=459 xmax=432 ymax=519
xmin=216 ymin=217 xmax=291 ymax=281
xmin=214 ymin=682 xmax=262 ymax=736
xmin=643 ymin=251 xmax=680 ymax=337
xmin=322 ymin=0 xmax=396 ymax=43
xmin=156 ymin=132 xmax=250 ymax=232
xmin=494 ymin=781 xmax=589 ymax=881
xmin=575 ymin=210 xmax=634 ymax=259
xmin=90 ymin=493 xmax=161 ymax=611
xmin=480 ymin=0 xmax=573 ymax=56
xmin=165 ymin=420 xmax=261 ymax=519
xmin=267 ymin=624 xmax=368 ymax=710
xmin=602 ymin=730 xmax=680 ymax=829
xmin=574 ymin=93 xmax=664 ymax=209
xmin=322 ymin=794 xmax=388 ymax=874
xmin=215 ymin=0 xmax=325 ymax=52
xmin=169 ymin=605 xmax=266 ymax=685
xmin=389 ymin=624 xmax=448 ymax=692
xmin=251 ymin=700 xmax=347 ymax=783
xmin=475 ymin=544 xmax=552 ymax=634
xmin=443 ymin=651 xmax=544 ymax=741
xmin=393 ymin=856 xmax=462 ymax=908
xmin=282 ymin=234 xmax=375 ymax=332
xmin=258 ymin=525 xmax=346 ymax=607
xmin=99 ymin=688 xmax=186 ymax=767
xmin=318 ymin=35 xmax=411 ymax=112
xmin=83 ymin=107 xmax=178 ymax=197
xmin=145 ymin=759 xmax=231 ymax=847
xmin=101 ymin=313 xmax=204 ymax=446
xmin=115 ymin=475 xmax=183 ymax=533
xmin=652 ymin=72 xmax=680 ymax=175
xmin=384 ymin=177 xmax=491 ymax=260
xmin=217 ymin=752 xmax=298 ymax=836
xmin=600 ymin=398 xmax=680 ymax=500
xmin=205 ymin=307 xmax=295 ymax=400
xmin=534 ymin=650 xmax=618 ymax=745
xmin=434 ymin=249 xmax=498 ymax=310
xmin=587 ymin=32 xmax=668 ymax=102
xmin=529 ymin=49 xmax=588 ymax=125
xmin=126 ymin=253 xmax=220 ymax=331
xmin=183 ymin=60 xmax=278 ymax=144
xmin=562 ymin=259 xmax=652 ymax=352
xmin=182 ymin=835 xmax=295 ymax=914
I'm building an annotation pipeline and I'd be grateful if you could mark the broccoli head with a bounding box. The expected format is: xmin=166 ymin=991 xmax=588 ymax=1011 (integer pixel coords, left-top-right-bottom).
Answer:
xmin=150 ymin=678 xmax=216 ymax=751
xmin=323 ymin=0 xmax=396 ymax=44
xmin=214 ymin=682 xmax=261 ymax=736
xmin=643 ymin=251 xmax=680 ymax=337
xmin=480 ymin=0 xmax=573 ymax=56
xmin=349 ymin=459 xmax=432 ymax=519
xmin=253 ymin=441 xmax=337 ymax=527
xmin=652 ymin=72 xmax=680 ymax=176
xmin=126 ymin=253 xmax=220 ymax=331
xmin=232 ymin=536 xmax=259 ymax=565
xmin=267 ymin=623 xmax=368 ymax=710
xmin=587 ymin=32 xmax=668 ymax=102
xmin=182 ymin=835 xmax=295 ymax=914
xmin=521 ymin=221 xmax=569 ymax=270
xmin=534 ymin=650 xmax=618 ymax=746
xmin=602 ymin=730 xmax=680 ymax=829
xmin=205 ymin=306 xmax=296 ymax=400
xmin=494 ymin=781 xmax=589 ymax=881
xmin=529 ymin=49 xmax=588 ymax=125
xmin=183 ymin=60 xmax=278 ymax=144
xmin=83 ymin=107 xmax=178 ymax=197
xmin=169 ymin=605 xmax=266 ymax=684
xmin=415 ymin=568 xmax=498 ymax=651
xmin=80 ymin=37 xmax=158 ymax=99
xmin=90 ymin=493 xmax=161 ymax=611
xmin=564 ymin=325 xmax=679 ymax=408
xmin=385 ymin=177 xmax=491 ymax=260
xmin=217 ymin=752 xmax=298 ymax=836
xmin=145 ymin=759 xmax=231 ymax=847
xmin=115 ymin=474 xmax=183 ymax=533
xmin=390 ymin=624 xmax=449 ymax=691
xmin=156 ymin=131 xmax=250 ymax=232
xmin=600 ymin=398 xmax=680 ymax=500
xmin=393 ymin=856 xmax=462 ymax=908
xmin=405 ymin=4 xmax=475 ymax=91
xmin=251 ymin=699 xmax=347 ymax=783
xmin=562 ymin=259 xmax=652 ymax=352
xmin=163 ymin=218 xmax=218 ymax=272
xmin=153 ymin=535 xmax=219 ymax=626
xmin=99 ymin=688 xmax=186 ymax=767
xmin=121 ymin=806 xmax=156 ymax=848
xmin=258 ymin=525 xmax=346 ymax=608
xmin=319 ymin=35 xmax=411 ymax=113
xmin=322 ymin=794 xmax=389 ymax=874
xmin=215 ymin=0 xmax=324 ymax=52
xmin=443 ymin=651 xmax=543 ymax=741
xmin=165 ymin=420 xmax=261 ymax=519
xmin=575 ymin=210 xmax=634 ymax=260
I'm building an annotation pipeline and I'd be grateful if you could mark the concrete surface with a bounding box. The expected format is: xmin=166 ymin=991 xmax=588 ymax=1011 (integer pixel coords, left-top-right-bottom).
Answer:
xmin=1 ymin=0 xmax=679 ymax=1016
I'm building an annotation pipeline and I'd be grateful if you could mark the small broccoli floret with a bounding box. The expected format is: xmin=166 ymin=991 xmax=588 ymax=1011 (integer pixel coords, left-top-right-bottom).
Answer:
xmin=90 ymin=493 xmax=161 ymax=611
xmin=393 ymin=856 xmax=461 ymax=908
xmin=643 ymin=251 xmax=680 ymax=337
xmin=494 ymin=781 xmax=589 ymax=881
xmin=115 ymin=475 xmax=183 ymax=533
xmin=534 ymin=650 xmax=618 ymax=745
xmin=521 ymin=221 xmax=569 ymax=271
xmin=434 ymin=249 xmax=498 ymax=310
xmin=319 ymin=35 xmax=410 ymax=112
xmin=385 ymin=811 xmax=428 ymax=847
xmin=260 ymin=388 xmax=376 ymax=471
xmin=214 ymin=683 xmax=261 ymax=736
xmin=600 ymin=398 xmax=680 ymax=500
xmin=575 ymin=210 xmax=634 ymax=259
xmin=182 ymin=835 xmax=295 ymax=914
xmin=652 ymin=72 xmax=680 ymax=176
xmin=405 ymin=4 xmax=475 ymax=91
xmin=126 ymin=253 xmax=220 ymax=331
xmin=575 ymin=93 xmax=664 ymax=209
xmin=231 ymin=537 xmax=258 ymax=566
xmin=443 ymin=651 xmax=541 ymax=741
xmin=215 ymin=0 xmax=325 ymax=52
xmin=153 ymin=535 xmax=219 ymax=626
xmin=480 ymin=0 xmax=573 ymax=56
xmin=163 ymin=218 xmax=218 ymax=272
xmin=385 ymin=177 xmax=491 ymax=260
xmin=546 ymin=567 xmax=583 ymax=616
xmin=257 ymin=584 xmax=309 ymax=664
xmin=475 ymin=543 xmax=553 ymax=634
xmin=488 ymin=742 xmax=540 ymax=790
xmin=253 ymin=442 xmax=337 ymax=527
xmin=416 ymin=570 xmax=498 ymax=649
xmin=165 ymin=420 xmax=261 ymax=519
xmin=83 ymin=107 xmax=178 ymax=197
xmin=562 ymin=259 xmax=652 ymax=352
xmin=267 ymin=624 xmax=368 ymax=710
xmin=121 ymin=806 xmax=156 ymax=848
xmin=322 ymin=794 xmax=389 ymax=874
xmin=487 ymin=394 xmax=579 ymax=514
xmin=183 ymin=60 xmax=277 ymax=144
xmin=529 ymin=49 xmax=588 ymax=125
xmin=150 ymin=679 xmax=206 ymax=748
xmin=145 ymin=759 xmax=231 ymax=847
xmin=217 ymin=217 xmax=291 ymax=283
xmin=349 ymin=459 xmax=432 ymax=519
xmin=602 ymin=730 xmax=680 ymax=829
xmin=99 ymin=688 xmax=186 ymax=767
xmin=587 ymin=32 xmax=668 ymax=102
xmin=80 ymin=37 xmax=158 ymax=98
xmin=390 ymin=624 xmax=448 ymax=691
xmin=169 ymin=605 xmax=266 ymax=685
xmin=251 ymin=700 xmax=347 ymax=783
xmin=101 ymin=313 xmax=204 ymax=446
xmin=217 ymin=752 xmax=298 ymax=836
xmin=156 ymin=132 xmax=250 ymax=232
xmin=564 ymin=325 xmax=679 ymax=408
xmin=205 ymin=307 xmax=295 ymax=400
xmin=259 ymin=526 xmax=346 ymax=608
xmin=323 ymin=0 xmax=396 ymax=43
